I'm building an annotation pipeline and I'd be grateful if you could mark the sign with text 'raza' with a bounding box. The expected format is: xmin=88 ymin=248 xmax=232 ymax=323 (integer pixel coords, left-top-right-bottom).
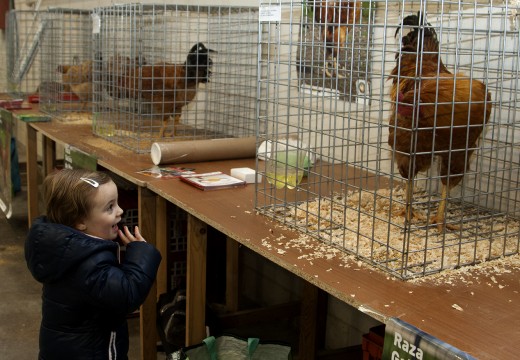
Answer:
xmin=383 ymin=318 xmax=476 ymax=360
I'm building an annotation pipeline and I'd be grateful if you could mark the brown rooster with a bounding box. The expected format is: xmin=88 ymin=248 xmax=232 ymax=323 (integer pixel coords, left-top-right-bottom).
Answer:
xmin=115 ymin=43 xmax=215 ymax=137
xmin=57 ymin=59 xmax=93 ymax=109
xmin=105 ymin=54 xmax=144 ymax=99
xmin=388 ymin=12 xmax=492 ymax=232
xmin=312 ymin=0 xmax=361 ymax=61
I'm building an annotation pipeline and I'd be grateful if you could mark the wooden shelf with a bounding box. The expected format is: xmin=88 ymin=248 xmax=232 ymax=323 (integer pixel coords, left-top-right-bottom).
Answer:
xmin=12 ymin=109 xmax=520 ymax=360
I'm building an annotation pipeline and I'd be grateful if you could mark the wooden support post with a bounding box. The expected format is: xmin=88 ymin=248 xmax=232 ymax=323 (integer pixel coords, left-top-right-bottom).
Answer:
xmin=298 ymin=281 xmax=319 ymax=360
xmin=155 ymin=196 xmax=168 ymax=297
xmin=226 ymin=237 xmax=240 ymax=313
xmin=186 ymin=214 xmax=207 ymax=346
xmin=138 ymin=187 xmax=158 ymax=360
xmin=26 ymin=123 xmax=38 ymax=227
xmin=42 ymin=136 xmax=56 ymax=177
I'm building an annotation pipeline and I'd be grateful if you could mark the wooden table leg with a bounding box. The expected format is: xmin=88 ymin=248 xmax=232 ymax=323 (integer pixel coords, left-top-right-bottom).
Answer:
xmin=138 ymin=187 xmax=158 ymax=360
xmin=155 ymin=196 xmax=168 ymax=297
xmin=186 ymin=214 xmax=207 ymax=346
xmin=25 ymin=123 xmax=39 ymax=227
xmin=226 ymin=237 xmax=240 ymax=313
xmin=298 ymin=282 xmax=319 ymax=360
xmin=42 ymin=136 xmax=56 ymax=177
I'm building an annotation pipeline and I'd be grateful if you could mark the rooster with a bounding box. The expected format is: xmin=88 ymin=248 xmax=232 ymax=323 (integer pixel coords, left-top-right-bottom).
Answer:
xmin=115 ymin=43 xmax=216 ymax=137
xmin=57 ymin=59 xmax=93 ymax=110
xmin=388 ymin=12 xmax=492 ymax=232
xmin=312 ymin=0 xmax=361 ymax=66
xmin=104 ymin=54 xmax=144 ymax=99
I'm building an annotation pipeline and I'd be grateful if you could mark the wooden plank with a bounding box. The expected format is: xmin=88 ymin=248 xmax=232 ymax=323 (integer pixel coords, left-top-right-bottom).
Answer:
xmin=186 ymin=214 xmax=208 ymax=346
xmin=155 ymin=196 xmax=168 ymax=297
xmin=16 ymin=114 xmax=519 ymax=360
xmin=42 ymin=136 xmax=55 ymax=176
xmin=25 ymin=123 xmax=38 ymax=227
xmin=225 ymin=237 xmax=240 ymax=312
xmin=316 ymin=289 xmax=328 ymax=350
xmin=298 ymin=282 xmax=318 ymax=360
xmin=146 ymin=158 xmax=520 ymax=360
xmin=138 ymin=187 xmax=158 ymax=360
xmin=29 ymin=121 xmax=151 ymax=187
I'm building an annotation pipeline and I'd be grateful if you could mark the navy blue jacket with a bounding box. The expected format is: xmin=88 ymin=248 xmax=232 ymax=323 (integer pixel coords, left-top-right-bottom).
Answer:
xmin=25 ymin=216 xmax=162 ymax=360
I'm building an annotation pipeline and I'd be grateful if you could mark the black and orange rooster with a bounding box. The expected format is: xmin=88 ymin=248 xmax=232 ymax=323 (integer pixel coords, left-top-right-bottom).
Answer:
xmin=312 ymin=0 xmax=361 ymax=61
xmin=388 ymin=12 xmax=492 ymax=232
xmin=115 ymin=43 xmax=216 ymax=137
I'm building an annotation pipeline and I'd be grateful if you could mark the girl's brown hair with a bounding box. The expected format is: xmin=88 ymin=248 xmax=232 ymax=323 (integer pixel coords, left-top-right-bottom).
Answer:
xmin=43 ymin=169 xmax=112 ymax=228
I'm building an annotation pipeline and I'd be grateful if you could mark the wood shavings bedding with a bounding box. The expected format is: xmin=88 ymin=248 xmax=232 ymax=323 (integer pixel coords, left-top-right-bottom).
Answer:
xmin=58 ymin=112 xmax=92 ymax=124
xmin=409 ymin=253 xmax=519 ymax=285
xmin=259 ymin=225 xmax=519 ymax=286
xmin=266 ymin=188 xmax=520 ymax=278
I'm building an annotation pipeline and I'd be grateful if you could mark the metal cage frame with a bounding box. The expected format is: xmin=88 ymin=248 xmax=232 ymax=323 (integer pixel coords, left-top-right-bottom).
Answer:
xmin=6 ymin=9 xmax=44 ymax=99
xmin=255 ymin=0 xmax=520 ymax=279
xmin=92 ymin=3 xmax=259 ymax=153
xmin=38 ymin=8 xmax=94 ymax=122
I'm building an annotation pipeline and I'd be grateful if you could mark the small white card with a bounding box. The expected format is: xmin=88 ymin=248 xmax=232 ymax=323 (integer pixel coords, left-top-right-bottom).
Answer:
xmin=259 ymin=5 xmax=282 ymax=23
xmin=91 ymin=13 xmax=101 ymax=34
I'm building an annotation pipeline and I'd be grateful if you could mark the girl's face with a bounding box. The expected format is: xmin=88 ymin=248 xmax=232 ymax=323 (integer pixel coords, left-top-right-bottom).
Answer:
xmin=76 ymin=180 xmax=124 ymax=240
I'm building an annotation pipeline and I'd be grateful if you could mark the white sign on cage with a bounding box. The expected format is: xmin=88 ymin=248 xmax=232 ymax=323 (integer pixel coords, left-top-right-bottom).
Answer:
xmin=259 ymin=4 xmax=282 ymax=22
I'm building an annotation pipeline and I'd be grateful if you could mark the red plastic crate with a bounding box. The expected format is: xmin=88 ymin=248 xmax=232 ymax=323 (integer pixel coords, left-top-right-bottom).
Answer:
xmin=362 ymin=325 xmax=385 ymax=360
xmin=28 ymin=94 xmax=40 ymax=103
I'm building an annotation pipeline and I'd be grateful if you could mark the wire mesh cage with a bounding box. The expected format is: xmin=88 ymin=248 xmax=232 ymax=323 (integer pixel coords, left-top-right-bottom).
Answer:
xmin=92 ymin=3 xmax=259 ymax=153
xmin=5 ymin=10 xmax=44 ymax=99
xmin=256 ymin=0 xmax=520 ymax=279
xmin=38 ymin=8 xmax=94 ymax=122
xmin=5 ymin=10 xmax=41 ymax=99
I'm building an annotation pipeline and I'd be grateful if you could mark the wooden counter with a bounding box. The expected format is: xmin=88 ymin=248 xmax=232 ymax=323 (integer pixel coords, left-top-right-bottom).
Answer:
xmin=147 ymin=159 xmax=520 ymax=360
xmin=13 ymin=114 xmax=520 ymax=360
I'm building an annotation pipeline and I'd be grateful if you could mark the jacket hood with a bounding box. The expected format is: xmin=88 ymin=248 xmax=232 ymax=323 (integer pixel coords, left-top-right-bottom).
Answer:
xmin=25 ymin=216 xmax=117 ymax=283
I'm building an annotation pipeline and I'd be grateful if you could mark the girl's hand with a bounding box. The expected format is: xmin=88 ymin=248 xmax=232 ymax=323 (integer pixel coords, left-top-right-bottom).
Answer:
xmin=118 ymin=225 xmax=147 ymax=245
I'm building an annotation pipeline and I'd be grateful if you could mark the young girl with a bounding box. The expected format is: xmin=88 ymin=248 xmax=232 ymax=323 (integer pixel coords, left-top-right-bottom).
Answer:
xmin=25 ymin=168 xmax=162 ymax=360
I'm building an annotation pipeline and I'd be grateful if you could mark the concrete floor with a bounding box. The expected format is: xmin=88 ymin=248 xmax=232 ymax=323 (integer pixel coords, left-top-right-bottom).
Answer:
xmin=0 ymin=188 xmax=160 ymax=360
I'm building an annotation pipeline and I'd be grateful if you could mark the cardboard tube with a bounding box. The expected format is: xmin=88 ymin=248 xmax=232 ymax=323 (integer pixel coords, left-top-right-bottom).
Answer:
xmin=151 ymin=137 xmax=257 ymax=165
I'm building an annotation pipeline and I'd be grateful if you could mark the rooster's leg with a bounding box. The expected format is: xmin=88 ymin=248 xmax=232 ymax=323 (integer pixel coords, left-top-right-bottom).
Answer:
xmin=324 ymin=59 xmax=335 ymax=78
xmin=400 ymin=179 xmax=426 ymax=226
xmin=159 ymin=117 xmax=168 ymax=138
xmin=432 ymin=184 xmax=460 ymax=232
xmin=172 ymin=114 xmax=181 ymax=137
xmin=331 ymin=56 xmax=347 ymax=79
xmin=404 ymin=179 xmax=415 ymax=224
